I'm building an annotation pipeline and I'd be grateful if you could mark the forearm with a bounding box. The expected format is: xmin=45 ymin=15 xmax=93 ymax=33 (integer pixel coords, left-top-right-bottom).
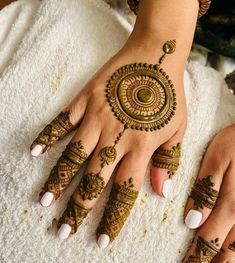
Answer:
xmin=126 ymin=0 xmax=199 ymax=69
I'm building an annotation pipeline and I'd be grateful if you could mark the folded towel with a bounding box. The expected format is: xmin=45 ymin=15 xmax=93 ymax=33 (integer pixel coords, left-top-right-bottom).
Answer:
xmin=0 ymin=0 xmax=234 ymax=262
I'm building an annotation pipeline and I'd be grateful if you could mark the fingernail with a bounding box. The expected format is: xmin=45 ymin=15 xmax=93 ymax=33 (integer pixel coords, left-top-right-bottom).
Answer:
xmin=185 ymin=209 xmax=202 ymax=229
xmin=97 ymin=234 xmax=110 ymax=249
xmin=57 ymin=224 xmax=72 ymax=240
xmin=162 ymin=179 xmax=172 ymax=198
xmin=31 ymin=145 xmax=43 ymax=157
xmin=40 ymin=192 xmax=54 ymax=207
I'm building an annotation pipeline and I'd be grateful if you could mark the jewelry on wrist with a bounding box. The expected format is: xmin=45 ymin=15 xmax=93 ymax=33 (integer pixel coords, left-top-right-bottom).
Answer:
xmin=127 ymin=0 xmax=212 ymax=18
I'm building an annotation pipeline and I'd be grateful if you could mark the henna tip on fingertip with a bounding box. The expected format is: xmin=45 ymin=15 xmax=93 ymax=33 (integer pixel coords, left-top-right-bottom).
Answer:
xmin=57 ymin=224 xmax=72 ymax=240
xmin=31 ymin=144 xmax=43 ymax=157
xmin=40 ymin=192 xmax=54 ymax=207
xmin=97 ymin=234 xmax=110 ymax=249
xmin=185 ymin=209 xmax=202 ymax=229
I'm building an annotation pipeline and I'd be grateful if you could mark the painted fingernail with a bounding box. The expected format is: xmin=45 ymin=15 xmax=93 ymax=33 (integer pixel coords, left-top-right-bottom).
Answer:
xmin=40 ymin=192 xmax=54 ymax=207
xmin=31 ymin=145 xmax=43 ymax=157
xmin=162 ymin=179 xmax=172 ymax=198
xmin=57 ymin=224 xmax=72 ymax=240
xmin=97 ymin=234 xmax=110 ymax=249
xmin=185 ymin=209 xmax=202 ymax=229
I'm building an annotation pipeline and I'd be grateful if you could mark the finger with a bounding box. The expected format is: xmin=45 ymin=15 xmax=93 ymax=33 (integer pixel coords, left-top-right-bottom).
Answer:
xmin=31 ymin=92 xmax=87 ymax=156
xmin=56 ymin=127 xmax=127 ymax=239
xmin=183 ymin=193 xmax=235 ymax=263
xmin=96 ymin=151 xmax=150 ymax=249
xmin=213 ymin=225 xmax=235 ymax=263
xmin=150 ymin=129 xmax=183 ymax=198
xmin=184 ymin=140 xmax=229 ymax=229
xmin=39 ymin=114 xmax=101 ymax=207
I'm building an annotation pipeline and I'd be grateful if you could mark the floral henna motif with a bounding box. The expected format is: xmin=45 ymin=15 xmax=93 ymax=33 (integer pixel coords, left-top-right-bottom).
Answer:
xmin=42 ymin=141 xmax=88 ymax=200
xmin=187 ymin=236 xmax=220 ymax=263
xmin=190 ymin=176 xmax=219 ymax=209
xmin=152 ymin=143 xmax=181 ymax=178
xmin=96 ymin=178 xmax=139 ymax=242
xmin=34 ymin=111 xmax=74 ymax=153
xmin=78 ymin=173 xmax=105 ymax=200
xmin=57 ymin=197 xmax=91 ymax=234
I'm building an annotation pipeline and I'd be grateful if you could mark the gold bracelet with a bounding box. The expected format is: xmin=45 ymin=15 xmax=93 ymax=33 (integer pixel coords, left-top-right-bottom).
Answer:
xmin=127 ymin=0 xmax=212 ymax=18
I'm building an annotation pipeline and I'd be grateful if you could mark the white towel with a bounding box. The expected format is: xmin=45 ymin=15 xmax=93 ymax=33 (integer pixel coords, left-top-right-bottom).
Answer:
xmin=0 ymin=1 xmax=234 ymax=262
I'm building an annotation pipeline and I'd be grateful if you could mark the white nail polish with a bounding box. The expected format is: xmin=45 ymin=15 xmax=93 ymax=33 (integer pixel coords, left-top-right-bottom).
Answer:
xmin=185 ymin=209 xmax=202 ymax=229
xmin=31 ymin=145 xmax=43 ymax=157
xmin=162 ymin=179 xmax=172 ymax=198
xmin=57 ymin=224 xmax=72 ymax=240
xmin=40 ymin=192 xmax=54 ymax=207
xmin=97 ymin=234 xmax=110 ymax=249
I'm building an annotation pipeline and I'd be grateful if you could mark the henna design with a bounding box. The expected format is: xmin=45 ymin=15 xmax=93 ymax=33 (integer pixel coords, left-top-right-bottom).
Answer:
xmin=152 ymin=143 xmax=181 ymax=178
xmin=78 ymin=173 xmax=105 ymax=200
xmin=127 ymin=0 xmax=212 ymax=18
xmin=96 ymin=178 xmax=139 ymax=242
xmin=190 ymin=176 xmax=219 ymax=209
xmin=100 ymin=146 xmax=117 ymax=166
xmin=34 ymin=111 xmax=74 ymax=153
xmin=187 ymin=236 xmax=220 ymax=263
xmin=57 ymin=197 xmax=91 ymax=234
xmin=42 ymin=141 xmax=88 ymax=200
xmin=229 ymin=242 xmax=235 ymax=252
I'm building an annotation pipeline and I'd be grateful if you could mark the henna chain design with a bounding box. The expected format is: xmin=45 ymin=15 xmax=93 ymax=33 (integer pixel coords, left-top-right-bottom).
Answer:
xmin=187 ymin=236 xmax=220 ymax=263
xmin=190 ymin=176 xmax=219 ymax=209
xmin=96 ymin=178 xmax=139 ymax=242
xmin=57 ymin=197 xmax=91 ymax=234
xmin=42 ymin=141 xmax=88 ymax=200
xmin=127 ymin=0 xmax=212 ymax=18
xmin=152 ymin=143 xmax=181 ymax=178
xmin=33 ymin=111 xmax=74 ymax=153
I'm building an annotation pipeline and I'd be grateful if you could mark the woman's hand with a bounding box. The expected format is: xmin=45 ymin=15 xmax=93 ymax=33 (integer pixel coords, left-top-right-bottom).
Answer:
xmin=30 ymin=0 xmax=198 ymax=248
xmin=183 ymin=124 xmax=235 ymax=262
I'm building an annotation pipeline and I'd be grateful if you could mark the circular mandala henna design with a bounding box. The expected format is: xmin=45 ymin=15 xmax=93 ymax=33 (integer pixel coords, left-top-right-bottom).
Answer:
xmin=105 ymin=63 xmax=176 ymax=131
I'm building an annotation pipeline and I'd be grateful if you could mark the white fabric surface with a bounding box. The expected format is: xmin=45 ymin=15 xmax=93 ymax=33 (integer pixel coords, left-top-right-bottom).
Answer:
xmin=0 ymin=0 xmax=234 ymax=262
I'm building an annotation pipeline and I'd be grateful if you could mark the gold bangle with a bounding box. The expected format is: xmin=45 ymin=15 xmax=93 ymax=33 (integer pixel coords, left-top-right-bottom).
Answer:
xmin=127 ymin=0 xmax=212 ymax=19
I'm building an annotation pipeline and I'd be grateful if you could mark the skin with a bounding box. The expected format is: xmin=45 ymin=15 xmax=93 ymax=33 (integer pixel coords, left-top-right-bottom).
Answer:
xmin=183 ymin=124 xmax=235 ymax=262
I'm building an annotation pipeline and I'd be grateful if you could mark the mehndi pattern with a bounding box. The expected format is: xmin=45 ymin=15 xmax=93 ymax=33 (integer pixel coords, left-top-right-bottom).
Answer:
xmin=57 ymin=197 xmax=91 ymax=234
xmin=152 ymin=143 xmax=181 ymax=178
xmin=190 ymin=176 xmax=219 ymax=209
xmin=187 ymin=236 xmax=220 ymax=263
xmin=33 ymin=111 xmax=74 ymax=153
xmin=96 ymin=178 xmax=139 ymax=241
xmin=42 ymin=141 xmax=88 ymax=200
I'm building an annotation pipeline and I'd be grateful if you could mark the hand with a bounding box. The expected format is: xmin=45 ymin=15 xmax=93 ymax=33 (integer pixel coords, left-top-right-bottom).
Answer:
xmin=183 ymin=124 xmax=235 ymax=262
xmin=30 ymin=0 xmax=198 ymax=249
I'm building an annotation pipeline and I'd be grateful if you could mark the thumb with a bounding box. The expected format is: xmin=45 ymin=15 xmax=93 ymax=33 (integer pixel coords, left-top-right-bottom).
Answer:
xmin=150 ymin=129 xmax=184 ymax=198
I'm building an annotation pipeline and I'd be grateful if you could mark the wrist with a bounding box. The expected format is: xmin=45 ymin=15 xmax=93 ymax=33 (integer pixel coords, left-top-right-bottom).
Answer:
xmin=126 ymin=0 xmax=199 ymax=66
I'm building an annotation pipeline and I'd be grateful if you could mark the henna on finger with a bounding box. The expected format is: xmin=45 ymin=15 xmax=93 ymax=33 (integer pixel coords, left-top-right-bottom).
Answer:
xmin=96 ymin=178 xmax=139 ymax=242
xmin=190 ymin=175 xmax=219 ymax=210
xmin=57 ymin=197 xmax=91 ymax=235
xmin=187 ymin=236 xmax=221 ymax=263
xmin=41 ymin=141 xmax=88 ymax=200
xmin=152 ymin=143 xmax=181 ymax=178
xmin=33 ymin=111 xmax=74 ymax=153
